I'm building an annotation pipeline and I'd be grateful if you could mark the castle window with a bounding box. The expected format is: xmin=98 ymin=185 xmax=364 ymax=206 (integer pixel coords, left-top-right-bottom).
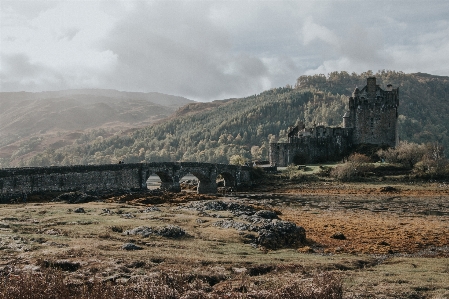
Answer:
xmin=370 ymin=118 xmax=374 ymax=128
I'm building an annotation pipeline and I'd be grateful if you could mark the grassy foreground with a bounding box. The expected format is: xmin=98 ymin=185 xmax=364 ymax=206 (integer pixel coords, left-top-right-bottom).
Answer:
xmin=0 ymin=178 xmax=448 ymax=298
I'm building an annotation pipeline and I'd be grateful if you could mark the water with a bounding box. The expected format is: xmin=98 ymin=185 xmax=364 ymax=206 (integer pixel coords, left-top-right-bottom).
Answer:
xmin=146 ymin=174 xmax=197 ymax=190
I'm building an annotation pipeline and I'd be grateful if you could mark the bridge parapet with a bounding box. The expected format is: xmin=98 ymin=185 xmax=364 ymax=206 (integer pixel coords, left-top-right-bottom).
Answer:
xmin=0 ymin=162 xmax=252 ymax=201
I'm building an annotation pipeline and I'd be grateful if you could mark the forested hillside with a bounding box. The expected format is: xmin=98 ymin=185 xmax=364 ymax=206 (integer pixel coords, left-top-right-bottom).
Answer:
xmin=9 ymin=71 xmax=449 ymax=167
xmin=0 ymin=90 xmax=192 ymax=167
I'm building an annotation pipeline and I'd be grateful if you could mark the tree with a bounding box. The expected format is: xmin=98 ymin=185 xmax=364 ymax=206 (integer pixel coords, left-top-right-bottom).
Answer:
xmin=229 ymin=154 xmax=246 ymax=166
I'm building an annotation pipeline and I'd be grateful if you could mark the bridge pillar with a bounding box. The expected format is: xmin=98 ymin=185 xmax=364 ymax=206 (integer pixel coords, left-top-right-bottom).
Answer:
xmin=197 ymin=180 xmax=217 ymax=194
xmin=160 ymin=181 xmax=181 ymax=192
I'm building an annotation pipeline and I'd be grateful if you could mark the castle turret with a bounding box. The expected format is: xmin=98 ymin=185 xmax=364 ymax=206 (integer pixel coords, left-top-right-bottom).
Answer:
xmin=350 ymin=77 xmax=399 ymax=147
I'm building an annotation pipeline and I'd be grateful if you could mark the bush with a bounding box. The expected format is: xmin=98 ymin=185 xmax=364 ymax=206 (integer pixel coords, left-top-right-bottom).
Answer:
xmin=0 ymin=268 xmax=343 ymax=299
xmin=331 ymin=153 xmax=373 ymax=181
xmin=377 ymin=141 xmax=426 ymax=168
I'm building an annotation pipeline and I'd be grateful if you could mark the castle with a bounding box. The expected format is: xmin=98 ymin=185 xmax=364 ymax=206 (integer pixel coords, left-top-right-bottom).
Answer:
xmin=269 ymin=77 xmax=399 ymax=166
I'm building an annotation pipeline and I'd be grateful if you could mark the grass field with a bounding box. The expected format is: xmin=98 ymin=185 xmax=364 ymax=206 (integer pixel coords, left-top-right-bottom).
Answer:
xmin=0 ymin=177 xmax=448 ymax=298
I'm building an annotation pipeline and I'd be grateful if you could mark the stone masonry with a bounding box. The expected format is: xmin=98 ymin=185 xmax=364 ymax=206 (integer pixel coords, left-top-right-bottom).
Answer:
xmin=0 ymin=162 xmax=252 ymax=201
xmin=270 ymin=77 xmax=399 ymax=166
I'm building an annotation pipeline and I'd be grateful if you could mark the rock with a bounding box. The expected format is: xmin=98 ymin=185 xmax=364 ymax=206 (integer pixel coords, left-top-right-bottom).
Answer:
xmin=156 ymin=225 xmax=186 ymax=238
xmin=189 ymin=201 xmax=256 ymax=216
xmin=380 ymin=186 xmax=399 ymax=193
xmin=73 ymin=207 xmax=85 ymax=213
xmin=256 ymin=220 xmax=306 ymax=250
xmin=124 ymin=226 xmax=153 ymax=237
xmin=120 ymin=213 xmax=135 ymax=219
xmin=143 ymin=206 xmax=161 ymax=212
xmin=255 ymin=210 xmax=279 ymax=219
xmin=124 ymin=225 xmax=186 ymax=238
xmin=330 ymin=232 xmax=346 ymax=240
xmin=122 ymin=243 xmax=143 ymax=251
xmin=45 ymin=229 xmax=60 ymax=235
xmin=213 ymin=220 xmax=252 ymax=231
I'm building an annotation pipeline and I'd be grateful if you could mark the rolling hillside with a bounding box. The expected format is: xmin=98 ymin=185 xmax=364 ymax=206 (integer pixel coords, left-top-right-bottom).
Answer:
xmin=0 ymin=90 xmax=192 ymax=167
xmin=4 ymin=71 xmax=449 ymax=167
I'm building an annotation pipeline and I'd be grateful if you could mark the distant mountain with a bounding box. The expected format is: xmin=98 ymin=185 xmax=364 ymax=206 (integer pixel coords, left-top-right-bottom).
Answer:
xmin=5 ymin=71 xmax=449 ymax=168
xmin=0 ymin=90 xmax=193 ymax=167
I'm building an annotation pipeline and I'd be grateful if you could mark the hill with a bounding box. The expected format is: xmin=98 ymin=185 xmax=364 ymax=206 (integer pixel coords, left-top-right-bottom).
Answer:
xmin=8 ymin=71 xmax=449 ymax=167
xmin=0 ymin=90 xmax=192 ymax=167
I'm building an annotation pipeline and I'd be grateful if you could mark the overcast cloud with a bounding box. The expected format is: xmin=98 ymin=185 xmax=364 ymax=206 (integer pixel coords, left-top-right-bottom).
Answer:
xmin=1 ymin=0 xmax=449 ymax=101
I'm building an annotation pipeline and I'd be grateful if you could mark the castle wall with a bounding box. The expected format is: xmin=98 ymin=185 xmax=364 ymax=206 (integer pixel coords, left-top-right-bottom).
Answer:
xmin=269 ymin=77 xmax=399 ymax=166
xmin=269 ymin=133 xmax=353 ymax=167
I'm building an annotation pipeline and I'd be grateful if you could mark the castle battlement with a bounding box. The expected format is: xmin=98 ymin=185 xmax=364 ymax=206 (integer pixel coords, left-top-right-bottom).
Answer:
xmin=269 ymin=77 xmax=399 ymax=166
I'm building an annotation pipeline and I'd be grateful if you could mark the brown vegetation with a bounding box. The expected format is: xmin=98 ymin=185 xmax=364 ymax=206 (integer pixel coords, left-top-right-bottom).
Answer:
xmin=0 ymin=176 xmax=448 ymax=298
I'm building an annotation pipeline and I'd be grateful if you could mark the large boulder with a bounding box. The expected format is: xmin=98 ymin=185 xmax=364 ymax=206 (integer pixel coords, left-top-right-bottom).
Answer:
xmin=256 ymin=220 xmax=306 ymax=250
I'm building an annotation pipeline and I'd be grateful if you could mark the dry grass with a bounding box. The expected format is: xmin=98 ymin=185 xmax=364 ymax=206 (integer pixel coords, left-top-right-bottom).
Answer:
xmin=0 ymin=180 xmax=448 ymax=298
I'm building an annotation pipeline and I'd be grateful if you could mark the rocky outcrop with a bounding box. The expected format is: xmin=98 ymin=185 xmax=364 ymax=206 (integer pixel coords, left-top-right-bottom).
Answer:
xmin=124 ymin=225 xmax=186 ymax=238
xmin=256 ymin=220 xmax=306 ymax=249
xmin=194 ymin=200 xmax=305 ymax=250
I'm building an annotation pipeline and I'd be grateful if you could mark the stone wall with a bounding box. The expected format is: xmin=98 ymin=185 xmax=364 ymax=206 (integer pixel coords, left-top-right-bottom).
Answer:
xmin=0 ymin=164 xmax=145 ymax=202
xmin=269 ymin=133 xmax=353 ymax=167
xmin=269 ymin=77 xmax=399 ymax=166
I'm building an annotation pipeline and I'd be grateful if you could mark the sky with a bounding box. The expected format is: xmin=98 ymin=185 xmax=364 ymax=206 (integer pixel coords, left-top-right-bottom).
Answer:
xmin=1 ymin=0 xmax=449 ymax=102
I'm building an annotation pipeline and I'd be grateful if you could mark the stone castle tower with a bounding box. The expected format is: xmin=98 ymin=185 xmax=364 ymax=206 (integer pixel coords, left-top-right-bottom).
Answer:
xmin=269 ymin=77 xmax=399 ymax=166
xmin=344 ymin=77 xmax=399 ymax=147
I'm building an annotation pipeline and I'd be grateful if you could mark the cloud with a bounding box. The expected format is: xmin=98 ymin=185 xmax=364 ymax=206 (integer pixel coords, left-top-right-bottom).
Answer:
xmin=302 ymin=17 xmax=339 ymax=46
xmin=99 ymin=2 xmax=270 ymax=100
xmin=1 ymin=1 xmax=449 ymax=100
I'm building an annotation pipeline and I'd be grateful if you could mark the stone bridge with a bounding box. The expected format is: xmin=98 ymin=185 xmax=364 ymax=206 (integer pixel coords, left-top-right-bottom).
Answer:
xmin=0 ymin=162 xmax=253 ymax=201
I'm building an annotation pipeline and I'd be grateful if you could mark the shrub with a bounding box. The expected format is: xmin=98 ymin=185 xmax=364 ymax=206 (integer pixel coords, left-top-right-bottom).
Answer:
xmin=0 ymin=268 xmax=343 ymax=299
xmin=331 ymin=153 xmax=373 ymax=181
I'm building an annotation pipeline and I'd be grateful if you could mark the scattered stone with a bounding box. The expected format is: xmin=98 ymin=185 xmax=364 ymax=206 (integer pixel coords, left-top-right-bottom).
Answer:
xmin=120 ymin=213 xmax=135 ymax=219
xmin=73 ymin=207 xmax=85 ymax=213
xmin=101 ymin=208 xmax=113 ymax=214
xmin=124 ymin=226 xmax=153 ymax=237
xmin=330 ymin=232 xmax=346 ymax=240
xmin=156 ymin=225 xmax=186 ymax=238
xmin=45 ymin=229 xmax=60 ymax=235
xmin=142 ymin=206 xmax=161 ymax=212
xmin=124 ymin=225 xmax=186 ymax=238
xmin=122 ymin=243 xmax=143 ymax=251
